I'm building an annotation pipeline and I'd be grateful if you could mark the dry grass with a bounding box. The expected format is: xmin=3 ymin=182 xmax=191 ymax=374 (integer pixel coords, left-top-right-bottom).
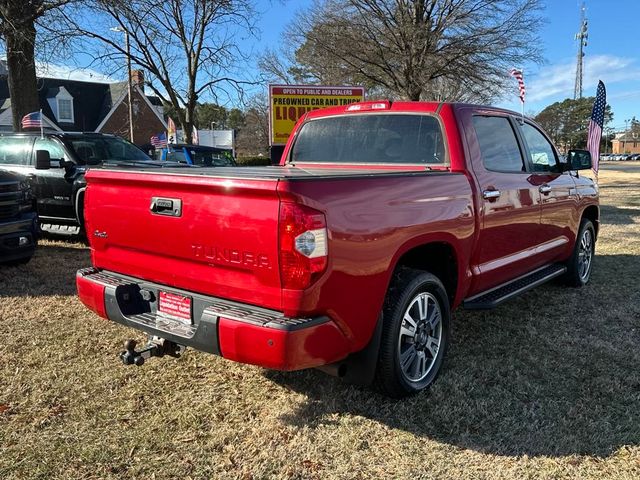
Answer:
xmin=1 ymin=163 xmax=639 ymax=479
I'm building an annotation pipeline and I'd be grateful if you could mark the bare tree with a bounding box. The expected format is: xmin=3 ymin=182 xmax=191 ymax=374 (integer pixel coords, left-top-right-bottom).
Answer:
xmin=236 ymin=93 xmax=269 ymax=157
xmin=64 ymin=0 xmax=256 ymax=144
xmin=268 ymin=0 xmax=544 ymax=102
xmin=0 ymin=0 xmax=74 ymax=130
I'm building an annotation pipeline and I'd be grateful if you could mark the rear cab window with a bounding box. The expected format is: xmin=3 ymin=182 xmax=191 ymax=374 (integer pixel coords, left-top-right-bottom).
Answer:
xmin=290 ymin=114 xmax=447 ymax=166
xmin=166 ymin=149 xmax=188 ymax=164
xmin=190 ymin=150 xmax=235 ymax=166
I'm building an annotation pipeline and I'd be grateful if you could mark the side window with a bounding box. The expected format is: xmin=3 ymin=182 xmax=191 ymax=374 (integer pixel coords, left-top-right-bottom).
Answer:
xmin=472 ymin=116 xmax=524 ymax=173
xmin=520 ymin=123 xmax=558 ymax=172
xmin=0 ymin=137 xmax=32 ymax=165
xmin=34 ymin=138 xmax=66 ymax=165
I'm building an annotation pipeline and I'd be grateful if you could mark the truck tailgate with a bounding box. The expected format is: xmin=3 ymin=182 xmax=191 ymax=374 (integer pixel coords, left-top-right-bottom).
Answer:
xmin=84 ymin=169 xmax=282 ymax=310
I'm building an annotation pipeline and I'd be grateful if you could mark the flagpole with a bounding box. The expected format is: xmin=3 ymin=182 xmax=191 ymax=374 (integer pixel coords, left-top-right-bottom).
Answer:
xmin=39 ymin=109 xmax=43 ymax=138
xmin=521 ymin=69 xmax=525 ymax=123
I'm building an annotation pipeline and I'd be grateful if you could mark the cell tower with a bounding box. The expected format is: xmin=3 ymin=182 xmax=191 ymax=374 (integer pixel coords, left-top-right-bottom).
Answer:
xmin=574 ymin=2 xmax=588 ymax=99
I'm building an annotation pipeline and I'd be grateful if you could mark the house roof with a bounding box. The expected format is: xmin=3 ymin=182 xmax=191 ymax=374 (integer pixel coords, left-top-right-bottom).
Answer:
xmin=94 ymin=84 xmax=167 ymax=132
xmin=613 ymin=132 xmax=640 ymax=142
xmin=0 ymin=75 xmax=165 ymax=133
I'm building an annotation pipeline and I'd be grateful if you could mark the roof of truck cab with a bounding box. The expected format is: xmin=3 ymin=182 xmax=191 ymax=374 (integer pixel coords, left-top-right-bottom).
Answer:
xmin=0 ymin=132 xmax=118 ymax=138
xmin=302 ymin=100 xmax=527 ymax=121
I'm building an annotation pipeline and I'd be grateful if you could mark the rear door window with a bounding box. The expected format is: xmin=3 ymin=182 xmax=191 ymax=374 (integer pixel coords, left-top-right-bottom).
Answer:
xmin=290 ymin=114 xmax=446 ymax=165
xmin=472 ymin=116 xmax=525 ymax=173
xmin=0 ymin=137 xmax=33 ymax=165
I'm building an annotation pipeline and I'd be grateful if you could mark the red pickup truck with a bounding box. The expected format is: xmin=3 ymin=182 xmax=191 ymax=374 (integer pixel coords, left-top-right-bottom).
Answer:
xmin=76 ymin=101 xmax=598 ymax=397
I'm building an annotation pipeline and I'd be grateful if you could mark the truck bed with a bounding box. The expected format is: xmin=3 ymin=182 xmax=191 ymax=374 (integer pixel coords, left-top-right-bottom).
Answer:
xmin=96 ymin=164 xmax=451 ymax=180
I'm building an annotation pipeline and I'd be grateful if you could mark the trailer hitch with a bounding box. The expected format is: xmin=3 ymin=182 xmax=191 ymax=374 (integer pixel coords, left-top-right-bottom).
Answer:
xmin=119 ymin=338 xmax=185 ymax=366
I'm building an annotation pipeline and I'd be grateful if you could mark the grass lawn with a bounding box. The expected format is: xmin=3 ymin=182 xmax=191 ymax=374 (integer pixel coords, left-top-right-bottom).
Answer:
xmin=1 ymin=163 xmax=639 ymax=479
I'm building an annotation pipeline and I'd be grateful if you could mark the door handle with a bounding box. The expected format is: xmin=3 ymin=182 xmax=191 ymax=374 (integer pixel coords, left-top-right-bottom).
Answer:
xmin=483 ymin=189 xmax=501 ymax=200
xmin=539 ymin=184 xmax=552 ymax=195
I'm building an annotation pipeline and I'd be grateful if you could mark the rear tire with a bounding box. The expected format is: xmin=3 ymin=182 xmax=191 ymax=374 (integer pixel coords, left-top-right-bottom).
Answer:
xmin=375 ymin=268 xmax=450 ymax=398
xmin=565 ymin=219 xmax=595 ymax=287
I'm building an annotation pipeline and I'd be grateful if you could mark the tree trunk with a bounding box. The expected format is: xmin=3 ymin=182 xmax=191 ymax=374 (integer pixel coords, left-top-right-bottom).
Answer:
xmin=183 ymin=102 xmax=195 ymax=144
xmin=5 ymin=23 xmax=40 ymax=131
xmin=182 ymin=121 xmax=193 ymax=145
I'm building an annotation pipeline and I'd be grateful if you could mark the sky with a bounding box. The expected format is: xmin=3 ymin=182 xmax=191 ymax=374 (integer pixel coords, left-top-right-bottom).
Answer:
xmin=34 ymin=0 xmax=640 ymax=132
xmin=495 ymin=0 xmax=640 ymax=132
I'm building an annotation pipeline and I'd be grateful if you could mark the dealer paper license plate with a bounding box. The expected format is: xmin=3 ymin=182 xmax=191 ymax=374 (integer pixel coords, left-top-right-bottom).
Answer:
xmin=158 ymin=291 xmax=192 ymax=324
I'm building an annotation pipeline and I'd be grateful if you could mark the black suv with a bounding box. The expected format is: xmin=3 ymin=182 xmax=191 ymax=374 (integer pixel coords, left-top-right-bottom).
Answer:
xmin=0 ymin=169 xmax=37 ymax=265
xmin=0 ymin=132 xmax=153 ymax=233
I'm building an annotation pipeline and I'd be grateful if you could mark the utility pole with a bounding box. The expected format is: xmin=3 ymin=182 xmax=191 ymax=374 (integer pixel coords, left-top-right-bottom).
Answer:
xmin=573 ymin=2 xmax=588 ymax=100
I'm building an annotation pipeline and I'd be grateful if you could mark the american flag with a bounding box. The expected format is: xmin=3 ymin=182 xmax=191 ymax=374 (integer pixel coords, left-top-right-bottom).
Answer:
xmin=587 ymin=80 xmax=606 ymax=178
xmin=150 ymin=132 xmax=167 ymax=148
xmin=21 ymin=111 xmax=42 ymax=129
xmin=510 ymin=69 xmax=526 ymax=103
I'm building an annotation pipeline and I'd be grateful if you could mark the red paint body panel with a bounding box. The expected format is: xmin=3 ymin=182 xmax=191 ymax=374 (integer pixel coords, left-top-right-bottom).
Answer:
xmin=85 ymin=170 xmax=284 ymax=310
xmin=277 ymin=173 xmax=475 ymax=349
xmin=76 ymin=273 xmax=107 ymax=319
xmin=218 ymin=317 xmax=351 ymax=370
xmin=78 ymin=100 xmax=599 ymax=371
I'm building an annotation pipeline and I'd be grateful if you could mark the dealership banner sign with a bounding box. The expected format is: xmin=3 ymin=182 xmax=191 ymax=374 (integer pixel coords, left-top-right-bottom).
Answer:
xmin=269 ymin=84 xmax=365 ymax=146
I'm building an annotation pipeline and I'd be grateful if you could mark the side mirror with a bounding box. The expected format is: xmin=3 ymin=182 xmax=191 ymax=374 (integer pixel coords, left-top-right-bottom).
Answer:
xmin=35 ymin=150 xmax=51 ymax=170
xmin=566 ymin=149 xmax=592 ymax=171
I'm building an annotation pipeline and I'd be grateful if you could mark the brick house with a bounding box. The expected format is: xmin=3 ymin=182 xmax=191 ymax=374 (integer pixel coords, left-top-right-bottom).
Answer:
xmin=0 ymin=68 xmax=166 ymax=147
xmin=611 ymin=132 xmax=640 ymax=154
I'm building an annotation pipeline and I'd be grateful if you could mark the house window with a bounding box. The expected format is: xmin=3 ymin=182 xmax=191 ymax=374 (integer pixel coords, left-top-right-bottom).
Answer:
xmin=58 ymin=98 xmax=73 ymax=122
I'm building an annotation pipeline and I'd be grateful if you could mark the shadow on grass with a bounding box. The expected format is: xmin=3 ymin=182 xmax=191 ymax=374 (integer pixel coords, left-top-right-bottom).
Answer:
xmin=266 ymin=254 xmax=640 ymax=458
xmin=600 ymin=204 xmax=639 ymax=225
xmin=0 ymin=241 xmax=89 ymax=297
xmin=600 ymin=162 xmax=640 ymax=175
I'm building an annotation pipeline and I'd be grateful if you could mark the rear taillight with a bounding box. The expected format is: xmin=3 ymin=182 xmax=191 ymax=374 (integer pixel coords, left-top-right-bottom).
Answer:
xmin=279 ymin=202 xmax=328 ymax=290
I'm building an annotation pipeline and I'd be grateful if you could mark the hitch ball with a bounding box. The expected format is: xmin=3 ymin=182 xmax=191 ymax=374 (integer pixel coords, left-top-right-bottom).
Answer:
xmin=119 ymin=338 xmax=184 ymax=367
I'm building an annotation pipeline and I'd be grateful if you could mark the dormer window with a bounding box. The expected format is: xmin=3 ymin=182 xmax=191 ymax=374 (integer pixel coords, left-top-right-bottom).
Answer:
xmin=58 ymin=98 xmax=73 ymax=122
xmin=46 ymin=86 xmax=74 ymax=123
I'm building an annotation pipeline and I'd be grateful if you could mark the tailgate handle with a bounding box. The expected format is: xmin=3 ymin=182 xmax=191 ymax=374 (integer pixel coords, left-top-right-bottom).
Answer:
xmin=150 ymin=197 xmax=182 ymax=217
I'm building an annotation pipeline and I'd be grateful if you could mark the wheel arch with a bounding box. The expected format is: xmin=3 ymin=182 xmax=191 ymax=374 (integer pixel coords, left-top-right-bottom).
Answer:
xmin=75 ymin=186 xmax=86 ymax=227
xmin=390 ymin=240 xmax=459 ymax=306
xmin=581 ymin=204 xmax=599 ymax=239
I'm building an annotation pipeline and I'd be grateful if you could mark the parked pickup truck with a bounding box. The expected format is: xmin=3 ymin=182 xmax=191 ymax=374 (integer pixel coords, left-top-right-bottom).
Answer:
xmin=0 ymin=132 xmax=154 ymax=234
xmin=0 ymin=169 xmax=38 ymax=265
xmin=77 ymin=101 xmax=599 ymax=398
